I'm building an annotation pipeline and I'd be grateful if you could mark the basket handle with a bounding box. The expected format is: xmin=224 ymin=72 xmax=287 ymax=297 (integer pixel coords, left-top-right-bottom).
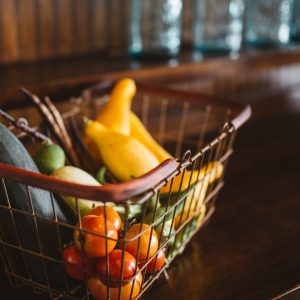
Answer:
xmin=0 ymin=159 xmax=178 ymax=203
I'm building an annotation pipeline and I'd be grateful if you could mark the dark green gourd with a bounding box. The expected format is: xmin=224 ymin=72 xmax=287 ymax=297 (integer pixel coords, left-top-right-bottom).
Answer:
xmin=0 ymin=124 xmax=75 ymax=291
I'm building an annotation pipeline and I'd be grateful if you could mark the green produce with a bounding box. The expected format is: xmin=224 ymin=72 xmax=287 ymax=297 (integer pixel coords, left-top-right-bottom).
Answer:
xmin=34 ymin=140 xmax=65 ymax=174
xmin=0 ymin=124 xmax=74 ymax=291
xmin=51 ymin=166 xmax=143 ymax=221
xmin=95 ymin=166 xmax=107 ymax=184
xmin=51 ymin=166 xmax=101 ymax=216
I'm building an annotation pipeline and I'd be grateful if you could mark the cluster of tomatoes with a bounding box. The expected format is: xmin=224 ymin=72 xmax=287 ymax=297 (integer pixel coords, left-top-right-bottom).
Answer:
xmin=63 ymin=206 xmax=166 ymax=300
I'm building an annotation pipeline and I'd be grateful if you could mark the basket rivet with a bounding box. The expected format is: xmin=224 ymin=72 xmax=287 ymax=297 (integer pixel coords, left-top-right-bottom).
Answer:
xmin=180 ymin=150 xmax=192 ymax=164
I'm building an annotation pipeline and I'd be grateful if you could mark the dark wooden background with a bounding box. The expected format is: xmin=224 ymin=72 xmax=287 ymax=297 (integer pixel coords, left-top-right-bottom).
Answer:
xmin=0 ymin=0 xmax=194 ymax=64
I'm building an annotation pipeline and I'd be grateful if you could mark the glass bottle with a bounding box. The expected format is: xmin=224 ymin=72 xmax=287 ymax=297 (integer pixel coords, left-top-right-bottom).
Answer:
xmin=129 ymin=0 xmax=183 ymax=57
xmin=193 ymin=0 xmax=245 ymax=52
xmin=291 ymin=0 xmax=300 ymax=42
xmin=245 ymin=0 xmax=294 ymax=46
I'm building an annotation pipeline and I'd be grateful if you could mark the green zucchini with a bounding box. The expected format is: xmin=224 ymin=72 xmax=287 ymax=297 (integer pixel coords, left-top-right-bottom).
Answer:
xmin=0 ymin=124 xmax=75 ymax=291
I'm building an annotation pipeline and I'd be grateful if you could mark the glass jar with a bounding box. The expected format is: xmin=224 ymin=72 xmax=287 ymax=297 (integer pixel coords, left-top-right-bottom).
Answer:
xmin=245 ymin=0 xmax=294 ymax=46
xmin=129 ymin=0 xmax=183 ymax=57
xmin=192 ymin=0 xmax=245 ymax=52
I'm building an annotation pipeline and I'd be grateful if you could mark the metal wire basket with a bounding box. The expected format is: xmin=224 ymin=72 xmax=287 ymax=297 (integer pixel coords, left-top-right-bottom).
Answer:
xmin=0 ymin=82 xmax=251 ymax=300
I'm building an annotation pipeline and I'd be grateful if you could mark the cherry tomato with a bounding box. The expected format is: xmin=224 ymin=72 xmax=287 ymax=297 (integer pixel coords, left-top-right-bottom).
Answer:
xmin=140 ymin=249 xmax=165 ymax=274
xmin=124 ymin=224 xmax=159 ymax=262
xmin=74 ymin=215 xmax=118 ymax=257
xmin=88 ymin=271 xmax=142 ymax=300
xmin=89 ymin=206 xmax=122 ymax=232
xmin=96 ymin=249 xmax=137 ymax=284
xmin=63 ymin=244 xmax=95 ymax=280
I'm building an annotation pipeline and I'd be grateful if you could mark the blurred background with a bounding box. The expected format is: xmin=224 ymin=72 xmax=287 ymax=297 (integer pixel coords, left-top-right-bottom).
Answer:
xmin=0 ymin=0 xmax=299 ymax=64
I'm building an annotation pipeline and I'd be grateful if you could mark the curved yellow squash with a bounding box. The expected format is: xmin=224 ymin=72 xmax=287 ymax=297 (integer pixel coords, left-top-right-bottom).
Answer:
xmin=96 ymin=78 xmax=136 ymax=135
xmin=85 ymin=121 xmax=159 ymax=182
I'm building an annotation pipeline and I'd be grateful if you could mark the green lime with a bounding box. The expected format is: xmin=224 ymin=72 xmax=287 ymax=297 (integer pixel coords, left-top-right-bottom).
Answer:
xmin=34 ymin=142 xmax=65 ymax=174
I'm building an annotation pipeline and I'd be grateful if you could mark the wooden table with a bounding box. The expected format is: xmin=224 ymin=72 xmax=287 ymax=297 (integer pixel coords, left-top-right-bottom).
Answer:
xmin=1 ymin=51 xmax=300 ymax=299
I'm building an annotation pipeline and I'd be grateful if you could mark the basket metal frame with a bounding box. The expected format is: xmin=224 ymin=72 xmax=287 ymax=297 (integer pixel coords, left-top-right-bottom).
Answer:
xmin=0 ymin=84 xmax=250 ymax=299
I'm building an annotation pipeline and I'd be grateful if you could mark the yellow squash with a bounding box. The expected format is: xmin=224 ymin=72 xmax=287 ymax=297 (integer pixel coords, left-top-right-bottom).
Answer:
xmin=160 ymin=161 xmax=223 ymax=194
xmin=129 ymin=112 xmax=172 ymax=163
xmin=85 ymin=121 xmax=160 ymax=182
xmin=96 ymin=78 xmax=136 ymax=135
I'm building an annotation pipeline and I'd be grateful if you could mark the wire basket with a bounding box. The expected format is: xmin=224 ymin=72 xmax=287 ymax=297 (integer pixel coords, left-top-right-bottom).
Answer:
xmin=0 ymin=82 xmax=251 ymax=300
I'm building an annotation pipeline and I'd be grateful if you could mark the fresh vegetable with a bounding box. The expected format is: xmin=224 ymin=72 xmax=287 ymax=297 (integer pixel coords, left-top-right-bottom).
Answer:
xmin=34 ymin=140 xmax=65 ymax=174
xmin=0 ymin=124 xmax=74 ymax=290
xmin=183 ymin=162 xmax=223 ymax=214
xmin=51 ymin=166 xmax=101 ymax=216
xmin=88 ymin=271 xmax=142 ymax=300
xmin=124 ymin=224 xmax=159 ymax=262
xmin=96 ymin=249 xmax=137 ymax=282
xmin=129 ymin=111 xmax=172 ymax=163
xmin=96 ymin=78 xmax=136 ymax=135
xmin=93 ymin=78 xmax=171 ymax=163
xmin=51 ymin=166 xmax=141 ymax=220
xmin=89 ymin=206 xmax=122 ymax=233
xmin=155 ymin=221 xmax=175 ymax=246
xmin=140 ymin=249 xmax=165 ymax=274
xmin=160 ymin=161 xmax=223 ymax=194
xmin=84 ymin=121 xmax=159 ymax=182
xmin=63 ymin=243 xmax=95 ymax=280
xmin=73 ymin=215 xmax=117 ymax=257
xmin=95 ymin=166 xmax=107 ymax=184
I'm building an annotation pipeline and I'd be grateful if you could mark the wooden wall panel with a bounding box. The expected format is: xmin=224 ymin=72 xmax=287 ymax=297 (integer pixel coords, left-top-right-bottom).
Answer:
xmin=16 ymin=0 xmax=38 ymax=61
xmin=38 ymin=0 xmax=56 ymax=59
xmin=0 ymin=0 xmax=193 ymax=64
xmin=56 ymin=0 xmax=73 ymax=56
xmin=0 ymin=0 xmax=19 ymax=63
xmin=90 ymin=0 xmax=108 ymax=51
xmin=72 ymin=0 xmax=89 ymax=54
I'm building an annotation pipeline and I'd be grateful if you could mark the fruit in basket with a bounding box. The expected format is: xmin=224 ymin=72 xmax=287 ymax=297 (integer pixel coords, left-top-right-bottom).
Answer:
xmin=140 ymin=249 xmax=166 ymax=274
xmin=88 ymin=270 xmax=142 ymax=300
xmin=0 ymin=124 xmax=74 ymax=290
xmin=88 ymin=206 xmax=122 ymax=233
xmin=63 ymin=243 xmax=95 ymax=280
xmin=96 ymin=78 xmax=136 ymax=135
xmin=155 ymin=221 xmax=176 ymax=246
xmin=123 ymin=224 xmax=159 ymax=262
xmin=183 ymin=162 xmax=223 ymax=213
xmin=74 ymin=215 xmax=118 ymax=257
xmin=160 ymin=161 xmax=224 ymax=194
xmin=51 ymin=166 xmax=101 ymax=216
xmin=93 ymin=77 xmax=172 ymax=163
xmin=96 ymin=249 xmax=137 ymax=282
xmin=84 ymin=120 xmax=159 ymax=182
xmin=129 ymin=111 xmax=172 ymax=163
xmin=34 ymin=140 xmax=65 ymax=174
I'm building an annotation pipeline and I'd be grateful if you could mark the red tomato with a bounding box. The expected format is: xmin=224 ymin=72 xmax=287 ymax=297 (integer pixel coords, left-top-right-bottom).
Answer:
xmin=73 ymin=215 xmax=118 ymax=257
xmin=89 ymin=206 xmax=122 ymax=232
xmin=140 ymin=249 xmax=165 ymax=274
xmin=88 ymin=271 xmax=142 ymax=300
xmin=124 ymin=224 xmax=159 ymax=262
xmin=63 ymin=244 xmax=95 ymax=280
xmin=96 ymin=249 xmax=137 ymax=284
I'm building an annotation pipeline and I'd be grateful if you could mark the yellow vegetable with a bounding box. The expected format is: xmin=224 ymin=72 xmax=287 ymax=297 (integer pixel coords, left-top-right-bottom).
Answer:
xmin=84 ymin=121 xmax=159 ymax=182
xmin=96 ymin=78 xmax=136 ymax=135
xmin=129 ymin=111 xmax=172 ymax=163
xmin=160 ymin=161 xmax=223 ymax=194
